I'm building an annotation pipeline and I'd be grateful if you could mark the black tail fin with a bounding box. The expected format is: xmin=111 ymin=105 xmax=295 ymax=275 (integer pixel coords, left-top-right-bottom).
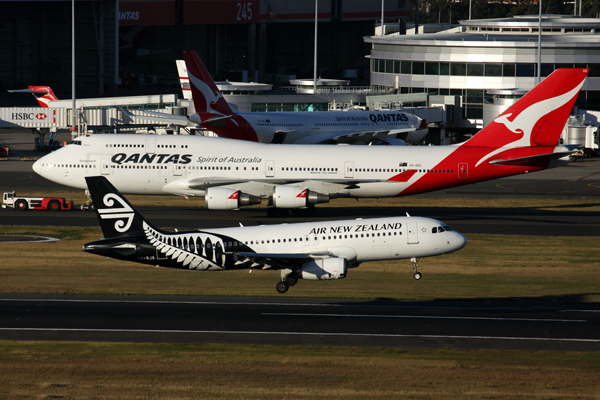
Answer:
xmin=85 ymin=176 xmax=160 ymax=239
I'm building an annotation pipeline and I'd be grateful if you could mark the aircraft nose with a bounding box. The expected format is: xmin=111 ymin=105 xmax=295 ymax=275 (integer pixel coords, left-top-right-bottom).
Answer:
xmin=453 ymin=232 xmax=468 ymax=250
xmin=32 ymin=157 xmax=43 ymax=176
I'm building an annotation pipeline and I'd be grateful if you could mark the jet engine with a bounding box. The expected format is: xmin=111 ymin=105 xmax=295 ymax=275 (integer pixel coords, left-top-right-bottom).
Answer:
xmin=300 ymin=258 xmax=347 ymax=280
xmin=272 ymin=185 xmax=329 ymax=209
xmin=205 ymin=187 xmax=261 ymax=210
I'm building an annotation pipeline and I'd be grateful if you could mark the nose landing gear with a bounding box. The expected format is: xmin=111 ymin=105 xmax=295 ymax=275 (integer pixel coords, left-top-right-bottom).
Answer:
xmin=411 ymin=257 xmax=422 ymax=280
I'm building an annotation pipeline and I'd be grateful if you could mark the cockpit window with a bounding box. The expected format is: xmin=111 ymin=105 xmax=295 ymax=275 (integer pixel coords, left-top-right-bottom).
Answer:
xmin=441 ymin=224 xmax=452 ymax=232
xmin=68 ymin=140 xmax=82 ymax=146
xmin=438 ymin=226 xmax=445 ymax=233
xmin=432 ymin=227 xmax=437 ymax=233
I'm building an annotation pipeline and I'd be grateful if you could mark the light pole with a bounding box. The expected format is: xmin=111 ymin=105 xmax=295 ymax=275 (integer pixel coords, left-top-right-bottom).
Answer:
xmin=313 ymin=0 xmax=318 ymax=94
xmin=537 ymin=0 xmax=542 ymax=85
xmin=72 ymin=0 xmax=77 ymax=132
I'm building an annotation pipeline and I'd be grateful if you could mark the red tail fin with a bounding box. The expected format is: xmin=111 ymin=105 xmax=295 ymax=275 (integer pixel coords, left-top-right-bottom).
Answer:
xmin=182 ymin=50 xmax=233 ymax=115
xmin=27 ymin=86 xmax=58 ymax=108
xmin=464 ymin=69 xmax=588 ymax=151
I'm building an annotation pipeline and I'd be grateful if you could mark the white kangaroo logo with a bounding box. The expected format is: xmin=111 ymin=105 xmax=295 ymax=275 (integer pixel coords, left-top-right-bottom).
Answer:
xmin=475 ymin=80 xmax=585 ymax=167
xmin=188 ymin=71 xmax=224 ymax=114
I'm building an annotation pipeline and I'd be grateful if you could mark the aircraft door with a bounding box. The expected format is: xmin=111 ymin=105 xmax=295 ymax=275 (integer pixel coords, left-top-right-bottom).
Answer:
xmin=156 ymin=247 xmax=167 ymax=260
xmin=310 ymin=235 xmax=318 ymax=245
xmin=344 ymin=161 xmax=354 ymax=178
xmin=145 ymin=136 xmax=156 ymax=154
xmin=458 ymin=163 xmax=468 ymax=179
xmin=101 ymin=158 xmax=110 ymax=175
xmin=266 ymin=160 xmax=275 ymax=177
xmin=174 ymin=164 xmax=183 ymax=176
xmin=407 ymin=222 xmax=419 ymax=244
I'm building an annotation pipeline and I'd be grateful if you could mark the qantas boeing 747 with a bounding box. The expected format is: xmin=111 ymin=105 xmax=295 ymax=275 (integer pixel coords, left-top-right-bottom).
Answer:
xmin=179 ymin=51 xmax=428 ymax=145
xmin=83 ymin=176 xmax=467 ymax=293
xmin=33 ymin=68 xmax=588 ymax=215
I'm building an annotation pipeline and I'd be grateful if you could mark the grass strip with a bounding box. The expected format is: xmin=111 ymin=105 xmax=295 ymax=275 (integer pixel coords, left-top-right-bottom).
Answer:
xmin=1 ymin=225 xmax=599 ymax=301
xmin=1 ymin=341 xmax=599 ymax=399
xmin=7 ymin=191 xmax=600 ymax=212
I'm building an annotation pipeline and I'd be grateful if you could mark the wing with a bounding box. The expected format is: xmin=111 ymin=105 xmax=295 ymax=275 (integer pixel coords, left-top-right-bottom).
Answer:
xmin=292 ymin=130 xmax=392 ymax=145
xmin=186 ymin=177 xmax=387 ymax=196
xmin=227 ymin=251 xmax=333 ymax=269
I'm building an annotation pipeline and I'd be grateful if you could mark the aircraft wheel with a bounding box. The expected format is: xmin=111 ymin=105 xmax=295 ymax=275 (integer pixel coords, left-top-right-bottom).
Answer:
xmin=285 ymin=275 xmax=298 ymax=287
xmin=276 ymin=281 xmax=289 ymax=294
xmin=413 ymin=272 xmax=422 ymax=281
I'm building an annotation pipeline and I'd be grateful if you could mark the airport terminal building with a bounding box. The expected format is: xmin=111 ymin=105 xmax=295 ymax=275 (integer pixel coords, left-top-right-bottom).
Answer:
xmin=366 ymin=15 xmax=600 ymax=126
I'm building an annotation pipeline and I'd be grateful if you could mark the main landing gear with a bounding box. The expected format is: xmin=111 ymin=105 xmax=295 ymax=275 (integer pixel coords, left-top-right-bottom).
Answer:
xmin=411 ymin=257 xmax=422 ymax=280
xmin=275 ymin=271 xmax=299 ymax=294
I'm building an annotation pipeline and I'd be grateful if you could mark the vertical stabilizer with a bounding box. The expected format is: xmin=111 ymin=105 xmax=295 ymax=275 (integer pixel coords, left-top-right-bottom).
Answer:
xmin=27 ymin=86 xmax=58 ymax=107
xmin=464 ymin=69 xmax=588 ymax=150
xmin=182 ymin=50 xmax=234 ymax=115
xmin=176 ymin=60 xmax=192 ymax=101
xmin=85 ymin=176 xmax=162 ymax=239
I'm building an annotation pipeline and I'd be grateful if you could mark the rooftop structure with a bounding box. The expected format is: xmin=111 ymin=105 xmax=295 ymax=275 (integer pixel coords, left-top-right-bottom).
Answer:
xmin=365 ymin=15 xmax=600 ymax=127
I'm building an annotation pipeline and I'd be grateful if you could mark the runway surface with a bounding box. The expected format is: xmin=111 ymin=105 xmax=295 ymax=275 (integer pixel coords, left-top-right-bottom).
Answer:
xmin=1 ymin=294 xmax=598 ymax=351
xmin=2 ymin=155 xmax=600 ymax=351
xmin=2 ymin=200 xmax=600 ymax=236
xmin=2 ymin=162 xmax=600 ymax=236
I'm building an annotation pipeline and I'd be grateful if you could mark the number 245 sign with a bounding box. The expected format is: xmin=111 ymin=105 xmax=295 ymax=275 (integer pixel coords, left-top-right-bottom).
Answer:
xmin=236 ymin=2 xmax=254 ymax=21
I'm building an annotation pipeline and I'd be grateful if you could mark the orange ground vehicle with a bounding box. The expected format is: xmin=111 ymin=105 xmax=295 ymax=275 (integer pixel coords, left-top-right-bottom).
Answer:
xmin=2 ymin=192 xmax=73 ymax=211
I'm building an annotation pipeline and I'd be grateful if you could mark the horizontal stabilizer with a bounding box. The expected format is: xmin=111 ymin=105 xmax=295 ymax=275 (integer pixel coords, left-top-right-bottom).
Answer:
xmin=489 ymin=149 xmax=576 ymax=166
xmin=8 ymin=88 xmax=50 ymax=95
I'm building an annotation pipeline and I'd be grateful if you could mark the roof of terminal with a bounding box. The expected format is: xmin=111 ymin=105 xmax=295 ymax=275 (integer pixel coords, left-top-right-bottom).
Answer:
xmin=365 ymin=15 xmax=600 ymax=47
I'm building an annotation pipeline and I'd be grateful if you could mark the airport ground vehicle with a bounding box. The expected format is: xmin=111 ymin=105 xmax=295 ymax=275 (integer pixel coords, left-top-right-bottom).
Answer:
xmin=2 ymin=192 xmax=73 ymax=211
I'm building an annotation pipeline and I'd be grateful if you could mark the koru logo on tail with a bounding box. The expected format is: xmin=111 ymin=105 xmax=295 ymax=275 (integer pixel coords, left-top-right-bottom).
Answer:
xmin=97 ymin=194 xmax=135 ymax=232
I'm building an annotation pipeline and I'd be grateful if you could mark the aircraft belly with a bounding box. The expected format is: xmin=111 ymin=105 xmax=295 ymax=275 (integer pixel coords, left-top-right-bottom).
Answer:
xmin=347 ymin=182 xmax=407 ymax=197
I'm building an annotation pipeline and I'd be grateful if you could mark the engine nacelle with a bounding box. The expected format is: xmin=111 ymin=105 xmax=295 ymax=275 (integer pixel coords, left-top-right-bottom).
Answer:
xmin=205 ymin=187 xmax=261 ymax=210
xmin=272 ymin=185 xmax=329 ymax=209
xmin=300 ymin=258 xmax=347 ymax=280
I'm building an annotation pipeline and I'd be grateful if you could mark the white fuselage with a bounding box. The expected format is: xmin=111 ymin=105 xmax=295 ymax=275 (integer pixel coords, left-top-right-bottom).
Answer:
xmin=239 ymin=110 xmax=426 ymax=144
xmin=147 ymin=216 xmax=467 ymax=271
xmin=33 ymin=134 xmax=459 ymax=199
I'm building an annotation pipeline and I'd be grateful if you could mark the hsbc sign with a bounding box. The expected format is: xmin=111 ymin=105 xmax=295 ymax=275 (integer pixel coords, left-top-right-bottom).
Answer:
xmin=11 ymin=112 xmax=47 ymax=121
xmin=0 ymin=108 xmax=59 ymax=128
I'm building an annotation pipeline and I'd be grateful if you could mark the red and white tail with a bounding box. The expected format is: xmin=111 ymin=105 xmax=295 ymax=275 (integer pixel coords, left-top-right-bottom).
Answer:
xmin=175 ymin=60 xmax=192 ymax=101
xmin=27 ymin=86 xmax=59 ymax=108
xmin=182 ymin=50 xmax=234 ymax=116
xmin=463 ymin=69 xmax=588 ymax=154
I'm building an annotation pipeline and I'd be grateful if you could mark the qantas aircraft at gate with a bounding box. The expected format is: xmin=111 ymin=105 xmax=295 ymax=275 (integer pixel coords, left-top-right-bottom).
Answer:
xmin=181 ymin=50 xmax=427 ymax=145
xmin=83 ymin=176 xmax=467 ymax=293
xmin=33 ymin=68 xmax=587 ymax=215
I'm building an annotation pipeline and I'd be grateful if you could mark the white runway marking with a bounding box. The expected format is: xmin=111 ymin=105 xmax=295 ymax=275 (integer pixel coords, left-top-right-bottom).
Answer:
xmin=0 ymin=298 xmax=596 ymax=314
xmin=0 ymin=327 xmax=599 ymax=343
xmin=262 ymin=312 xmax=587 ymax=323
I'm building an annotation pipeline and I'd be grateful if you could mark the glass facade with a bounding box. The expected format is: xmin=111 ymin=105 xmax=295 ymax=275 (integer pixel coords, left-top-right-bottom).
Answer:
xmin=372 ymin=60 xmax=600 ymax=118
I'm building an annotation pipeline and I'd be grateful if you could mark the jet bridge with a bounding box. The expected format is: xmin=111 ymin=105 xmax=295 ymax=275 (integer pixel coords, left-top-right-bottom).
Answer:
xmin=0 ymin=102 xmax=196 ymax=151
